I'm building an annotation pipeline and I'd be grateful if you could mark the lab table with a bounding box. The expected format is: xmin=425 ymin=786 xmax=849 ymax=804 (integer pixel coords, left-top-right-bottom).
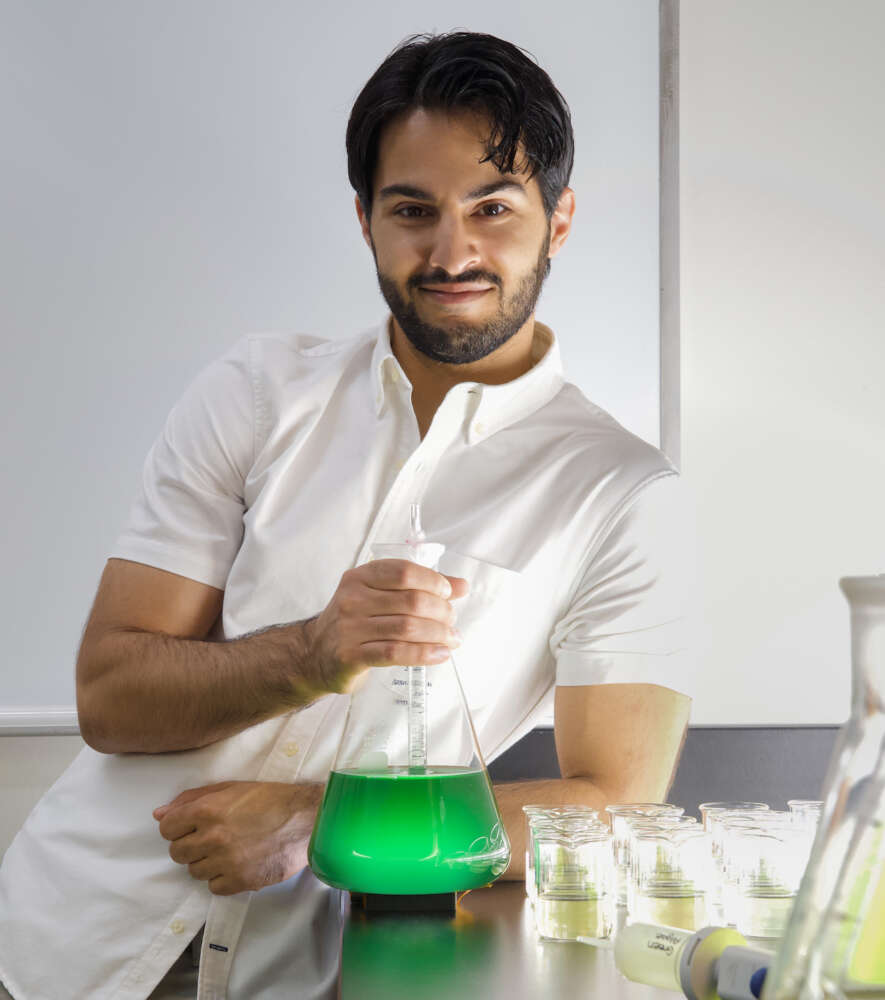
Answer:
xmin=341 ymin=881 xmax=673 ymax=999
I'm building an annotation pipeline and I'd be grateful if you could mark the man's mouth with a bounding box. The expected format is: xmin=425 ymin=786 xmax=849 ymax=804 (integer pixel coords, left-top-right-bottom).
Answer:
xmin=419 ymin=285 xmax=493 ymax=304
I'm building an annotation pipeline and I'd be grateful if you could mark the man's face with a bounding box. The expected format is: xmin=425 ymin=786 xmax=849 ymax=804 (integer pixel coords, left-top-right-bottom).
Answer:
xmin=358 ymin=108 xmax=553 ymax=365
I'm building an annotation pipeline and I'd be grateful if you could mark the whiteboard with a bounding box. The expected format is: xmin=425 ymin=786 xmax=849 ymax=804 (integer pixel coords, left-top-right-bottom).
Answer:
xmin=0 ymin=1 xmax=663 ymax=718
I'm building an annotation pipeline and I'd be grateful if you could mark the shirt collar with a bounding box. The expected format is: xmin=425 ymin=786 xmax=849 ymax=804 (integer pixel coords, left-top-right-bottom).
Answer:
xmin=370 ymin=314 xmax=565 ymax=442
xmin=370 ymin=318 xmax=402 ymax=417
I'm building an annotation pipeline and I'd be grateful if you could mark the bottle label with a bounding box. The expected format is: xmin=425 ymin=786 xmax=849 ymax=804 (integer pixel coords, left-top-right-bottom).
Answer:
xmin=646 ymin=929 xmax=684 ymax=956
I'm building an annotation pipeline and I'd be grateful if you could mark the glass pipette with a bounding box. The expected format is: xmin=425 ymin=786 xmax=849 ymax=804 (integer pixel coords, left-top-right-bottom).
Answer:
xmin=406 ymin=503 xmax=427 ymax=770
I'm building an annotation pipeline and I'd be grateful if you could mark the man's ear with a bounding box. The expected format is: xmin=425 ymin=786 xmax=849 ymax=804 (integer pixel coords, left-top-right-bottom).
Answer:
xmin=355 ymin=194 xmax=373 ymax=251
xmin=547 ymin=187 xmax=576 ymax=262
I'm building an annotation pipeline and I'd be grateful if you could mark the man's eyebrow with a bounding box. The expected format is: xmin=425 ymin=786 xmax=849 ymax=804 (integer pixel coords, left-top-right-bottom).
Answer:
xmin=377 ymin=180 xmax=527 ymax=202
xmin=465 ymin=180 xmax=527 ymax=201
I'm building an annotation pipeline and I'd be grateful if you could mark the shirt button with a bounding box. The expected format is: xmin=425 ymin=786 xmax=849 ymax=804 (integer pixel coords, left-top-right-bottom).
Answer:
xmin=475 ymin=422 xmax=486 ymax=435
xmin=170 ymin=920 xmax=186 ymax=934
xmin=284 ymin=741 xmax=299 ymax=757
xmin=390 ymin=369 xmax=400 ymax=384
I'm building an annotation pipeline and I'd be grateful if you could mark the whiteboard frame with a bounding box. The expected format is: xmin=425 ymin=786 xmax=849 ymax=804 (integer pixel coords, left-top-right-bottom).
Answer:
xmin=660 ymin=0 xmax=680 ymax=468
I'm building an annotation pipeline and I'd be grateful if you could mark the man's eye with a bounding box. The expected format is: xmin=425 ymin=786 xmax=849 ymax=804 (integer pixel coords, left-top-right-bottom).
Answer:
xmin=396 ymin=205 xmax=429 ymax=218
xmin=394 ymin=204 xmax=511 ymax=219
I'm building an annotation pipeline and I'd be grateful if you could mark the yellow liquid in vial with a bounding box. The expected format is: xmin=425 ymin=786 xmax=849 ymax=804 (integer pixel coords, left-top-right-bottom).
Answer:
xmin=534 ymin=894 xmax=611 ymax=941
xmin=835 ymin=823 xmax=885 ymax=991
xmin=614 ymin=924 xmax=687 ymax=990
xmin=849 ymin=865 xmax=885 ymax=985
xmin=632 ymin=893 xmax=707 ymax=931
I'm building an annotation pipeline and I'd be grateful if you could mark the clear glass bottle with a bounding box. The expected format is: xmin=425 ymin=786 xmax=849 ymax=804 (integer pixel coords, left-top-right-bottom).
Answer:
xmin=762 ymin=576 xmax=885 ymax=999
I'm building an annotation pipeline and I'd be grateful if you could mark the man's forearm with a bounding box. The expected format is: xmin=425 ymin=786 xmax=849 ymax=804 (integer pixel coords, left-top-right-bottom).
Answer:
xmin=493 ymin=777 xmax=615 ymax=881
xmin=78 ymin=619 xmax=320 ymax=755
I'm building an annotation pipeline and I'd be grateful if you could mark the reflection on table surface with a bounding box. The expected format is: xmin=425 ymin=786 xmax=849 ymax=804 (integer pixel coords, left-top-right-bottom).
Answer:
xmin=341 ymin=881 xmax=674 ymax=999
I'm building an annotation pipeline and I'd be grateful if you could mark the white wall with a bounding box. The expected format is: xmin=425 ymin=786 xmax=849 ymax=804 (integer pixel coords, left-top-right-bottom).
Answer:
xmin=681 ymin=0 xmax=885 ymax=724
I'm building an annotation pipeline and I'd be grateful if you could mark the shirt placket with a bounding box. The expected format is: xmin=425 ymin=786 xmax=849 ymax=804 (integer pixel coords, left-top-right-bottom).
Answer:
xmin=113 ymin=885 xmax=211 ymax=1000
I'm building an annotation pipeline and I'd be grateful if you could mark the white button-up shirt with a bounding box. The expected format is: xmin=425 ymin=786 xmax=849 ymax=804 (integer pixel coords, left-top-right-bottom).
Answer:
xmin=0 ymin=316 xmax=690 ymax=1000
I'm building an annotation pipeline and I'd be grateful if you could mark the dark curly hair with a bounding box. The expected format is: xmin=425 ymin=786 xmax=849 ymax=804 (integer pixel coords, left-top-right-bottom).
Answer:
xmin=347 ymin=31 xmax=574 ymax=222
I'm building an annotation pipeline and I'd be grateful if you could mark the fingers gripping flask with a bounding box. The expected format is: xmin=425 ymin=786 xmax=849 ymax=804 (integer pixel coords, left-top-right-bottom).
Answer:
xmin=308 ymin=505 xmax=511 ymax=895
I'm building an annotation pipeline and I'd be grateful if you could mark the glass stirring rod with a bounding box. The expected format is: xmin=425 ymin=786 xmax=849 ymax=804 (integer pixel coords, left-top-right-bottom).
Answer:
xmin=407 ymin=503 xmax=428 ymax=770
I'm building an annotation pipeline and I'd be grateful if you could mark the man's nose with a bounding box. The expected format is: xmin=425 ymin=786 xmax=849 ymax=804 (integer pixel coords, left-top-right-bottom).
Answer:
xmin=427 ymin=214 xmax=481 ymax=277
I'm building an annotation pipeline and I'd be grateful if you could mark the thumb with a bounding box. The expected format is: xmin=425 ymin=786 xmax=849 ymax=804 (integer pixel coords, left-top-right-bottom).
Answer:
xmin=153 ymin=781 xmax=235 ymax=821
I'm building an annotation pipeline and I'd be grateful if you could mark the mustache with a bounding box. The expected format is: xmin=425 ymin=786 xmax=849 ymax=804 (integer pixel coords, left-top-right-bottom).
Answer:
xmin=408 ymin=271 xmax=500 ymax=288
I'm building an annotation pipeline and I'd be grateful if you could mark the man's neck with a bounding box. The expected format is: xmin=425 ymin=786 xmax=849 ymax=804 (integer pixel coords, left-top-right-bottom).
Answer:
xmin=389 ymin=316 xmax=538 ymax=439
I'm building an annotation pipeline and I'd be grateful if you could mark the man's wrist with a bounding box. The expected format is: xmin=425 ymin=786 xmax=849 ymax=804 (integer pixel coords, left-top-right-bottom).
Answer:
xmin=233 ymin=614 xmax=325 ymax=710
xmin=289 ymin=614 xmax=326 ymax=701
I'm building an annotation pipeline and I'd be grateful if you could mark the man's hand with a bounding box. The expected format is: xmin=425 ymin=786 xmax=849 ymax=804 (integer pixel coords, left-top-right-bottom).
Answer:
xmin=153 ymin=780 xmax=324 ymax=896
xmin=304 ymin=559 xmax=468 ymax=695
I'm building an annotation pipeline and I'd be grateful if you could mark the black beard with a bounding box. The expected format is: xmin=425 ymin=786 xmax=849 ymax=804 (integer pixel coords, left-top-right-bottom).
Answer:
xmin=373 ymin=230 xmax=551 ymax=365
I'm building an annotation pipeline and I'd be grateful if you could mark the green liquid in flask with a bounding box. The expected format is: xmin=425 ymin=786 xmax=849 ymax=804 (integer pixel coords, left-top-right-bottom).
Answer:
xmin=308 ymin=766 xmax=510 ymax=894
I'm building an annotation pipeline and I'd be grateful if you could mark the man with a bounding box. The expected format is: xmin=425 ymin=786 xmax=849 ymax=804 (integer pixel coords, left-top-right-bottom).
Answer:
xmin=0 ymin=30 xmax=691 ymax=1000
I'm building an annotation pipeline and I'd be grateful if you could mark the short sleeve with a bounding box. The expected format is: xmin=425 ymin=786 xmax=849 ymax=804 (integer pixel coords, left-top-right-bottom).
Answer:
xmin=109 ymin=336 xmax=255 ymax=590
xmin=549 ymin=472 xmax=695 ymax=697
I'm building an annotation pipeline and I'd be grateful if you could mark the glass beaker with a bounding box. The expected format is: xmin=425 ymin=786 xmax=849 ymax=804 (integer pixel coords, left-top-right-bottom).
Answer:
xmin=787 ymin=800 xmax=824 ymax=836
xmin=522 ymin=805 xmax=549 ymax=905
xmin=724 ymin=820 xmax=808 ymax=940
xmin=762 ymin=576 xmax=885 ymax=999
xmin=534 ymin=825 xmax=614 ymax=942
xmin=522 ymin=805 xmax=600 ymax=905
xmin=631 ymin=825 xmax=715 ymax=931
xmin=625 ymin=815 xmax=699 ymax=917
xmin=605 ymin=803 xmax=685 ymax=906
xmin=701 ymin=803 xmax=771 ymax=922
xmin=308 ymin=508 xmax=510 ymax=894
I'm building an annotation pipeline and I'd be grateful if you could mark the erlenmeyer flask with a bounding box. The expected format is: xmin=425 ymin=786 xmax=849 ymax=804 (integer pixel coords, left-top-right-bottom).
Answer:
xmin=762 ymin=576 xmax=885 ymax=1000
xmin=308 ymin=505 xmax=511 ymax=895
